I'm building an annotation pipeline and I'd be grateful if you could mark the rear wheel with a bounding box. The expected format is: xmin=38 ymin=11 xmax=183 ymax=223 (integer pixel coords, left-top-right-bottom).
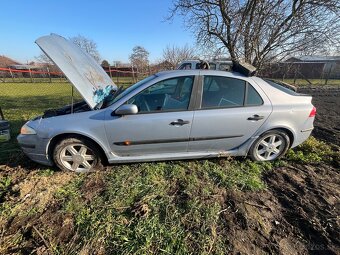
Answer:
xmin=53 ymin=137 xmax=104 ymax=172
xmin=249 ymin=130 xmax=290 ymax=161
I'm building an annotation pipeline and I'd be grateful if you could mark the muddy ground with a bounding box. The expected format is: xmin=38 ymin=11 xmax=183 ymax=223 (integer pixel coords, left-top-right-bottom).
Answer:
xmin=0 ymin=86 xmax=339 ymax=255
xmin=299 ymin=86 xmax=340 ymax=146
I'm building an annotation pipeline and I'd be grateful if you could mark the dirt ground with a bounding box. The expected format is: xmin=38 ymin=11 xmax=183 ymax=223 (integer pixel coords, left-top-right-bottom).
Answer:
xmin=0 ymin=86 xmax=339 ymax=254
xmin=299 ymin=86 xmax=340 ymax=146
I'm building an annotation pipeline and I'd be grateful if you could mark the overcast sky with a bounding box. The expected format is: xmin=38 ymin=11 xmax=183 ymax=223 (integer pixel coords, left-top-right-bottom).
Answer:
xmin=0 ymin=0 xmax=195 ymax=64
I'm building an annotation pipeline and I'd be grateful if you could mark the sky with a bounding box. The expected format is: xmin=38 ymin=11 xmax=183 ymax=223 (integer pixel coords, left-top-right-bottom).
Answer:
xmin=0 ymin=0 xmax=195 ymax=64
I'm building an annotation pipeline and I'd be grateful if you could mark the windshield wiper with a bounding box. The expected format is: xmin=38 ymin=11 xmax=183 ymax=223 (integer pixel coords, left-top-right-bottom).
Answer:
xmin=101 ymin=86 xmax=125 ymax=108
xmin=112 ymin=85 xmax=124 ymax=98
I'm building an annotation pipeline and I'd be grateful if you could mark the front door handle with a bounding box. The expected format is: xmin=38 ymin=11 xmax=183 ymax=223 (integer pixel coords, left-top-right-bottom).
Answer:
xmin=170 ymin=119 xmax=190 ymax=126
xmin=247 ymin=114 xmax=265 ymax=121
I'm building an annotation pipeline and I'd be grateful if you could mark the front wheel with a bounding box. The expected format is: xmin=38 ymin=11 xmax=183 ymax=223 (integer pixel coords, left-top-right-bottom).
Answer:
xmin=53 ymin=137 xmax=104 ymax=173
xmin=249 ymin=130 xmax=290 ymax=161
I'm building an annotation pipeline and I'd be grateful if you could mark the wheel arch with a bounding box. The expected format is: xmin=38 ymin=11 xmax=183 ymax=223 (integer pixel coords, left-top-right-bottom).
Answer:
xmin=245 ymin=126 xmax=295 ymax=155
xmin=247 ymin=127 xmax=293 ymax=160
xmin=273 ymin=127 xmax=294 ymax=148
xmin=47 ymin=132 xmax=109 ymax=164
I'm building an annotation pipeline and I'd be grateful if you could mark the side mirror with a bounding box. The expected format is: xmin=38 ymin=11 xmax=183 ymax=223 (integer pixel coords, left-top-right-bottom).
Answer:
xmin=114 ymin=104 xmax=138 ymax=116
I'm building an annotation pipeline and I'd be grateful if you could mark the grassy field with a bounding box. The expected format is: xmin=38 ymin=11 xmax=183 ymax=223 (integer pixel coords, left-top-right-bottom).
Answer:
xmin=0 ymin=83 xmax=81 ymax=162
xmin=0 ymin=76 xmax=137 ymax=85
xmin=0 ymin=81 xmax=339 ymax=253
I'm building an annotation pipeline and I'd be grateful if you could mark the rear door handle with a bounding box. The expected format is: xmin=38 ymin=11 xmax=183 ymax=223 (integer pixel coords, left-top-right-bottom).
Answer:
xmin=170 ymin=119 xmax=190 ymax=126
xmin=247 ymin=114 xmax=265 ymax=121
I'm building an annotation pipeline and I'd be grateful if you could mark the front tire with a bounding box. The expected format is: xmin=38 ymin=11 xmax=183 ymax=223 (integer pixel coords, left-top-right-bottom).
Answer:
xmin=249 ymin=130 xmax=290 ymax=161
xmin=53 ymin=137 xmax=104 ymax=173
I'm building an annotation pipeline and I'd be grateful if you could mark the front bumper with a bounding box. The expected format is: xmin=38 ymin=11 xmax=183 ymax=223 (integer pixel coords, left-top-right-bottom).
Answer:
xmin=17 ymin=134 xmax=53 ymax=166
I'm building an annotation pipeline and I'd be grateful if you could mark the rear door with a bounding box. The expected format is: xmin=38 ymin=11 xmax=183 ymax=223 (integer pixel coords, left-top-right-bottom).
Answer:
xmin=188 ymin=75 xmax=272 ymax=152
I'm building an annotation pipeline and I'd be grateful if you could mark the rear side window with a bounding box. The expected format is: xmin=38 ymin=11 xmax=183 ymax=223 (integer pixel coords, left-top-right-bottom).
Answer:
xmin=202 ymin=76 xmax=246 ymax=108
xmin=246 ymin=84 xmax=263 ymax=106
xmin=201 ymin=76 xmax=264 ymax=109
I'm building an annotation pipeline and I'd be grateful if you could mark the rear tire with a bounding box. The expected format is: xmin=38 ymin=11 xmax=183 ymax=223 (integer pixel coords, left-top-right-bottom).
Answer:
xmin=53 ymin=137 xmax=104 ymax=173
xmin=249 ymin=130 xmax=290 ymax=161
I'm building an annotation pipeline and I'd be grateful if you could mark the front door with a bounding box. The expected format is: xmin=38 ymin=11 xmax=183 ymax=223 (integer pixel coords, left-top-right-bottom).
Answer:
xmin=188 ymin=75 xmax=272 ymax=152
xmin=105 ymin=75 xmax=196 ymax=156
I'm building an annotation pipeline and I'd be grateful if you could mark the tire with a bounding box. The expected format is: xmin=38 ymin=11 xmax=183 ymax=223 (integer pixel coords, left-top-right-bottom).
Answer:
xmin=249 ymin=130 xmax=290 ymax=161
xmin=53 ymin=137 xmax=104 ymax=173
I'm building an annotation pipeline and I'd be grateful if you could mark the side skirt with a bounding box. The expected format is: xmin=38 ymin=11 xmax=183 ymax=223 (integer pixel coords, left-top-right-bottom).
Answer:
xmin=107 ymin=150 xmax=242 ymax=163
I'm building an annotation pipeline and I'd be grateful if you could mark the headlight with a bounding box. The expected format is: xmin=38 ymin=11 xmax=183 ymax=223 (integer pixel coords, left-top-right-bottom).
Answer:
xmin=20 ymin=123 xmax=36 ymax=135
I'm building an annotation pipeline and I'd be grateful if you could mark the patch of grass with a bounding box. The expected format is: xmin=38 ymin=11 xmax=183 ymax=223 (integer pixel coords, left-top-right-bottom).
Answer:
xmin=201 ymin=159 xmax=270 ymax=191
xmin=37 ymin=168 xmax=55 ymax=177
xmin=47 ymin=137 xmax=336 ymax=253
xmin=0 ymin=82 xmax=80 ymax=163
xmin=0 ymin=177 xmax=11 ymax=201
xmin=286 ymin=136 xmax=335 ymax=163
xmin=55 ymin=175 xmax=84 ymax=202
xmin=52 ymin=158 xmax=271 ymax=254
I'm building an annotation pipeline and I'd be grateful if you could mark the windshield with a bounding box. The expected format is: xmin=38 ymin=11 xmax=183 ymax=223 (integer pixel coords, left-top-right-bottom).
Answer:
xmin=104 ymin=75 xmax=157 ymax=107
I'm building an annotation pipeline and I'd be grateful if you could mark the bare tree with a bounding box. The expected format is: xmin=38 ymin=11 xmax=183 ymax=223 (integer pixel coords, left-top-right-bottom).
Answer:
xmin=35 ymin=53 xmax=54 ymax=65
xmin=34 ymin=52 xmax=63 ymax=74
xmin=70 ymin=35 xmax=101 ymax=63
xmin=129 ymin=46 xmax=150 ymax=73
xmin=170 ymin=0 xmax=340 ymax=68
xmin=162 ymin=44 xmax=197 ymax=69
xmin=36 ymin=35 xmax=101 ymax=64
xmin=101 ymin=60 xmax=110 ymax=67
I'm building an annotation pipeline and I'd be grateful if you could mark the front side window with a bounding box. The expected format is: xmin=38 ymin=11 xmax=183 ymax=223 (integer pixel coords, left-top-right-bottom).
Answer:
xmin=127 ymin=76 xmax=194 ymax=113
xmin=202 ymin=76 xmax=246 ymax=108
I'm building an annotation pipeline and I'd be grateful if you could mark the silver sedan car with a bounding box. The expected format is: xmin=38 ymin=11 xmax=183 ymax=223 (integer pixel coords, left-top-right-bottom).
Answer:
xmin=18 ymin=34 xmax=315 ymax=172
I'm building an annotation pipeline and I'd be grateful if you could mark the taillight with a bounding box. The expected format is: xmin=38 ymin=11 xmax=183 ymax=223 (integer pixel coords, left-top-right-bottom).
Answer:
xmin=309 ymin=106 xmax=316 ymax=117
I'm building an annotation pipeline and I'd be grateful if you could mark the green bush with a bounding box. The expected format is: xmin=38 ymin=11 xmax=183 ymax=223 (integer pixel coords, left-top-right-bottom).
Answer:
xmin=286 ymin=136 xmax=334 ymax=163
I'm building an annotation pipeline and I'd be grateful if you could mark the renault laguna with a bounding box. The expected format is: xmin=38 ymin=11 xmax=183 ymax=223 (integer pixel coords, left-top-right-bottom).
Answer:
xmin=17 ymin=34 xmax=315 ymax=172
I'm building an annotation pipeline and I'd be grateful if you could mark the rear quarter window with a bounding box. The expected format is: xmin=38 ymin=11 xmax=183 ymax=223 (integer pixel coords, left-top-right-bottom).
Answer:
xmin=246 ymin=84 xmax=263 ymax=106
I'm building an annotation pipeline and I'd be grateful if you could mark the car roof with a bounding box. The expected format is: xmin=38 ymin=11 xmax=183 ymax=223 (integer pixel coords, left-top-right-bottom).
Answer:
xmin=156 ymin=69 xmax=248 ymax=79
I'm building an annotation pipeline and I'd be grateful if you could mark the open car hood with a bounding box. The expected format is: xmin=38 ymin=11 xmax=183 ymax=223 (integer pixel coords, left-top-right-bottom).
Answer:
xmin=36 ymin=34 xmax=116 ymax=109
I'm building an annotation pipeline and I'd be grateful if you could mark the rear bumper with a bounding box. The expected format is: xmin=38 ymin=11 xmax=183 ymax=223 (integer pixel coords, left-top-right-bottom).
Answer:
xmin=17 ymin=134 xmax=53 ymax=166
xmin=291 ymin=128 xmax=313 ymax=148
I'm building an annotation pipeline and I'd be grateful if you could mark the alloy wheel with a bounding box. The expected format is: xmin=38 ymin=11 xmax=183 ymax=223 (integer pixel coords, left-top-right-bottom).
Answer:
xmin=59 ymin=143 xmax=96 ymax=172
xmin=254 ymin=134 xmax=285 ymax=161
